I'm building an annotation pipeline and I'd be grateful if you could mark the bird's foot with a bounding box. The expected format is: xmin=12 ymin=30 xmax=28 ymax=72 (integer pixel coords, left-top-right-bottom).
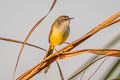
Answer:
xmin=64 ymin=42 xmax=73 ymax=47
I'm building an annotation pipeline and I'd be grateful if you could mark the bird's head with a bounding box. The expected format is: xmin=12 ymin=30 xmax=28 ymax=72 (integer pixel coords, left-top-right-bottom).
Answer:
xmin=56 ymin=15 xmax=74 ymax=25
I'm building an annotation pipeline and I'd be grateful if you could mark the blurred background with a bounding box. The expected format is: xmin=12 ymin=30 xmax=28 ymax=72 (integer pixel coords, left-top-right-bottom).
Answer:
xmin=0 ymin=0 xmax=120 ymax=80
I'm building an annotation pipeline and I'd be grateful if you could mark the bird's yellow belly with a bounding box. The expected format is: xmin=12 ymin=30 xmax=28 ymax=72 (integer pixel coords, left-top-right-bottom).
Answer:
xmin=50 ymin=30 xmax=69 ymax=46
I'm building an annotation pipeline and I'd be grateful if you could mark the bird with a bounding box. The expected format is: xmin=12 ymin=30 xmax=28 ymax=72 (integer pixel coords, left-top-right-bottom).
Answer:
xmin=44 ymin=15 xmax=73 ymax=73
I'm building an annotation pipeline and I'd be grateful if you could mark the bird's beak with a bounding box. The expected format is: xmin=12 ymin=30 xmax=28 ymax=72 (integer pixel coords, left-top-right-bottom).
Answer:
xmin=68 ymin=17 xmax=74 ymax=20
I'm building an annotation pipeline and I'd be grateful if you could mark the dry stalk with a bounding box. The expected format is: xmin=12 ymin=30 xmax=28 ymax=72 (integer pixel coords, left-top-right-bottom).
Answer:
xmin=0 ymin=37 xmax=46 ymax=51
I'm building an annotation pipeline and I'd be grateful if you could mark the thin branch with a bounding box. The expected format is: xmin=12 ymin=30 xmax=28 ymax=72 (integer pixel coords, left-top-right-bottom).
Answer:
xmin=79 ymin=55 xmax=101 ymax=80
xmin=68 ymin=56 xmax=108 ymax=80
xmin=80 ymin=70 xmax=86 ymax=80
xmin=0 ymin=37 xmax=46 ymax=51
xmin=56 ymin=61 xmax=64 ymax=80
xmin=88 ymin=57 xmax=109 ymax=80
xmin=62 ymin=49 xmax=120 ymax=58
xmin=104 ymin=59 xmax=120 ymax=80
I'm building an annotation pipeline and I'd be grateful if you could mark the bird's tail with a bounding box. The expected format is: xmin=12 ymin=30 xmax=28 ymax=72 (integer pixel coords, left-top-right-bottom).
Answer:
xmin=44 ymin=44 xmax=54 ymax=73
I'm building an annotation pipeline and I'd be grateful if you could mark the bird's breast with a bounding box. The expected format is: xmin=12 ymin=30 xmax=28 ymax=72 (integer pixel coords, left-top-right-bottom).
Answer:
xmin=49 ymin=23 xmax=70 ymax=46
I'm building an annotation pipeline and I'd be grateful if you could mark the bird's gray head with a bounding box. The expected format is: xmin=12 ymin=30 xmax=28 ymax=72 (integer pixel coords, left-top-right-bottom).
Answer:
xmin=56 ymin=15 xmax=74 ymax=25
